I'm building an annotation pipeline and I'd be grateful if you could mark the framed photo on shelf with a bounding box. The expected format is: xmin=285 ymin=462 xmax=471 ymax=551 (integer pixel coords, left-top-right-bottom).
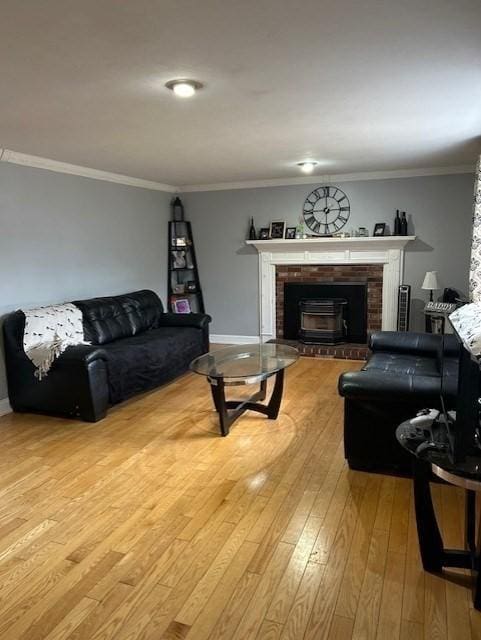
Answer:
xmin=259 ymin=228 xmax=270 ymax=240
xmin=172 ymin=250 xmax=186 ymax=269
xmin=173 ymin=298 xmax=191 ymax=314
xmin=173 ymin=283 xmax=185 ymax=294
xmin=285 ymin=227 xmax=297 ymax=239
xmin=186 ymin=281 xmax=197 ymax=293
xmin=269 ymin=221 xmax=285 ymax=239
xmin=373 ymin=223 xmax=386 ymax=236
xmin=173 ymin=236 xmax=187 ymax=247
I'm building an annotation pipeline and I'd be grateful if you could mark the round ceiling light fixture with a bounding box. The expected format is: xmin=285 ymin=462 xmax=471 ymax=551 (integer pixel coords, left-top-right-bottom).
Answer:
xmin=297 ymin=161 xmax=318 ymax=174
xmin=165 ymin=79 xmax=204 ymax=98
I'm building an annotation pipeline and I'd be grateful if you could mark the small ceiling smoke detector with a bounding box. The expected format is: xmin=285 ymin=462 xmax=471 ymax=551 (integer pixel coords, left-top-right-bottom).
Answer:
xmin=297 ymin=161 xmax=318 ymax=174
xmin=165 ymin=79 xmax=204 ymax=98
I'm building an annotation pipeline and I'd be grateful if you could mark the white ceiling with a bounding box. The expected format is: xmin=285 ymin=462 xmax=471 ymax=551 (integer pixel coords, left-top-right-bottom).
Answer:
xmin=1 ymin=0 xmax=480 ymax=187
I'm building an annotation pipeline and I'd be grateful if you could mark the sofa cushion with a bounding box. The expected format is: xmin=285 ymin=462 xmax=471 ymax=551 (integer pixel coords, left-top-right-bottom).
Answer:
xmin=339 ymin=370 xmax=442 ymax=402
xmin=116 ymin=290 xmax=164 ymax=335
xmin=369 ymin=331 xmax=445 ymax=356
xmin=102 ymin=326 xmax=204 ymax=404
xmin=363 ymin=352 xmax=439 ymax=377
xmin=74 ymin=289 xmax=163 ymax=345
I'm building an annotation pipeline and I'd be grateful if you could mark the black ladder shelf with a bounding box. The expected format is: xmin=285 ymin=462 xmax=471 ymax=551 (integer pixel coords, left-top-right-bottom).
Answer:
xmin=168 ymin=219 xmax=205 ymax=314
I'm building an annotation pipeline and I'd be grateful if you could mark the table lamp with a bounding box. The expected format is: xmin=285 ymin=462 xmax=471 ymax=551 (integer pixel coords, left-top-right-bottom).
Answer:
xmin=422 ymin=271 xmax=439 ymax=302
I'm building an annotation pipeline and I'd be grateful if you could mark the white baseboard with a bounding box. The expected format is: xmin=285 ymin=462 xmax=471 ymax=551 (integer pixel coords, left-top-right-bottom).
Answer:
xmin=210 ymin=334 xmax=261 ymax=345
xmin=0 ymin=397 xmax=12 ymax=417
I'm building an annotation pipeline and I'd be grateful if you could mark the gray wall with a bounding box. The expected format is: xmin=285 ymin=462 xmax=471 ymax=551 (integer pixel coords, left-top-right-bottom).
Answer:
xmin=0 ymin=162 xmax=171 ymax=403
xmin=184 ymin=173 xmax=474 ymax=336
xmin=0 ymin=166 xmax=474 ymax=404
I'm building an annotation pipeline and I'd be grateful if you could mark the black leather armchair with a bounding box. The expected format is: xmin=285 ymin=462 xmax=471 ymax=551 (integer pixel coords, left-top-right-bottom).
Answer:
xmin=3 ymin=290 xmax=211 ymax=422
xmin=338 ymin=331 xmax=460 ymax=474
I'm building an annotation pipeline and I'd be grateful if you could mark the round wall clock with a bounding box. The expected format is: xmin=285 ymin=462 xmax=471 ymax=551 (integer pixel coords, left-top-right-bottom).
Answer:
xmin=302 ymin=186 xmax=350 ymax=235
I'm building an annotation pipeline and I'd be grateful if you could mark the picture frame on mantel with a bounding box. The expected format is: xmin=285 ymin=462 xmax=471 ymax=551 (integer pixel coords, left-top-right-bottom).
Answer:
xmin=285 ymin=227 xmax=297 ymax=239
xmin=269 ymin=221 xmax=285 ymax=239
xmin=373 ymin=223 xmax=386 ymax=236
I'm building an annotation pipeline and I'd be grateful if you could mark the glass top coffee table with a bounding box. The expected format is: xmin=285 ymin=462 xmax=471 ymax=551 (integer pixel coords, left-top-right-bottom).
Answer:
xmin=190 ymin=344 xmax=299 ymax=436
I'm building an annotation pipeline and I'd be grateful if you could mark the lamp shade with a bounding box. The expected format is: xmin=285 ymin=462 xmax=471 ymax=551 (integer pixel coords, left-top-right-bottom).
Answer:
xmin=422 ymin=271 xmax=439 ymax=291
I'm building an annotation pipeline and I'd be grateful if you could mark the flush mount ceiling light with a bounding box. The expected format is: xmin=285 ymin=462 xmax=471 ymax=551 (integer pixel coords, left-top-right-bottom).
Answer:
xmin=165 ymin=79 xmax=203 ymax=98
xmin=297 ymin=161 xmax=318 ymax=174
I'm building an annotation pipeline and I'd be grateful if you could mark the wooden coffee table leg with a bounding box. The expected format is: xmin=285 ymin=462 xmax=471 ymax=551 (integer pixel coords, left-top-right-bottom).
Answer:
xmin=259 ymin=378 xmax=267 ymax=401
xmin=209 ymin=377 xmax=229 ymax=437
xmin=208 ymin=370 xmax=285 ymax=436
xmin=265 ymin=369 xmax=285 ymax=419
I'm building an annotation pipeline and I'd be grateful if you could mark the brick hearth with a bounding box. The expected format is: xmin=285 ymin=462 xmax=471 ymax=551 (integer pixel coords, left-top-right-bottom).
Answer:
xmin=275 ymin=264 xmax=383 ymax=360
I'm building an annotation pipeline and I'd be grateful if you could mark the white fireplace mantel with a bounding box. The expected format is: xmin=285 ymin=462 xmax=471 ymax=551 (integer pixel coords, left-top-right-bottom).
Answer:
xmin=246 ymin=236 xmax=416 ymax=342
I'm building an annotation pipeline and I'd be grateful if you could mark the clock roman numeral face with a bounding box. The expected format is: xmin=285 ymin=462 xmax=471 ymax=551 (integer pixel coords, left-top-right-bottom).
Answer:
xmin=302 ymin=186 xmax=350 ymax=236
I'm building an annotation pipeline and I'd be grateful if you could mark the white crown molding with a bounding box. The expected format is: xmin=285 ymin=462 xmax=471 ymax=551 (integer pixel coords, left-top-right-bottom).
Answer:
xmin=0 ymin=148 xmax=178 ymax=193
xmin=180 ymin=164 xmax=475 ymax=192
xmin=210 ymin=334 xmax=260 ymax=345
xmin=0 ymin=397 xmax=12 ymax=418
xmin=0 ymin=147 xmax=474 ymax=194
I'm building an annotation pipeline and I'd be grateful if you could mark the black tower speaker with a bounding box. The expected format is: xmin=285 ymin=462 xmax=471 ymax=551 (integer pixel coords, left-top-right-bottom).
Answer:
xmin=397 ymin=284 xmax=411 ymax=331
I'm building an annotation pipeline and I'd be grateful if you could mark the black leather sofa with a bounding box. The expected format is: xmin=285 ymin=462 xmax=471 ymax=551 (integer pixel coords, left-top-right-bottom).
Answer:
xmin=338 ymin=331 xmax=460 ymax=474
xmin=3 ymin=289 xmax=211 ymax=422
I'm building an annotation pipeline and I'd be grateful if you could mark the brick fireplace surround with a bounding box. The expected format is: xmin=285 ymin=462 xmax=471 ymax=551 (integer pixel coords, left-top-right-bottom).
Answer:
xmin=245 ymin=235 xmax=414 ymax=361
xmin=275 ymin=264 xmax=383 ymax=359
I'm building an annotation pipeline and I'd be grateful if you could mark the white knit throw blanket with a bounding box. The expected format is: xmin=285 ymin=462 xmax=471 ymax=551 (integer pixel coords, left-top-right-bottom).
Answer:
xmin=449 ymin=303 xmax=481 ymax=357
xmin=23 ymin=303 xmax=89 ymax=379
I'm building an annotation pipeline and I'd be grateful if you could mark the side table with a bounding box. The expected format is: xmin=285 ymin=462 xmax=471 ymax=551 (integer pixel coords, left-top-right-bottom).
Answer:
xmin=396 ymin=420 xmax=481 ymax=610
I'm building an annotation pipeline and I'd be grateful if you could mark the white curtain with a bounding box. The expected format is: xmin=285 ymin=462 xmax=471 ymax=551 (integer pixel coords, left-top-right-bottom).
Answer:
xmin=469 ymin=156 xmax=481 ymax=302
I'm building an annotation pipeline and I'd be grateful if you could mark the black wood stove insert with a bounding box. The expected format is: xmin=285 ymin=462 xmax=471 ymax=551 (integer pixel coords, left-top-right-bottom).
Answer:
xmin=299 ymin=298 xmax=347 ymax=344
xmin=283 ymin=282 xmax=368 ymax=344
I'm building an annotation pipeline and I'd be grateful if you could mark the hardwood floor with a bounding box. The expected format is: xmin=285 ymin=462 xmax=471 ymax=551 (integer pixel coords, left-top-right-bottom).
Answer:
xmin=0 ymin=356 xmax=480 ymax=639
